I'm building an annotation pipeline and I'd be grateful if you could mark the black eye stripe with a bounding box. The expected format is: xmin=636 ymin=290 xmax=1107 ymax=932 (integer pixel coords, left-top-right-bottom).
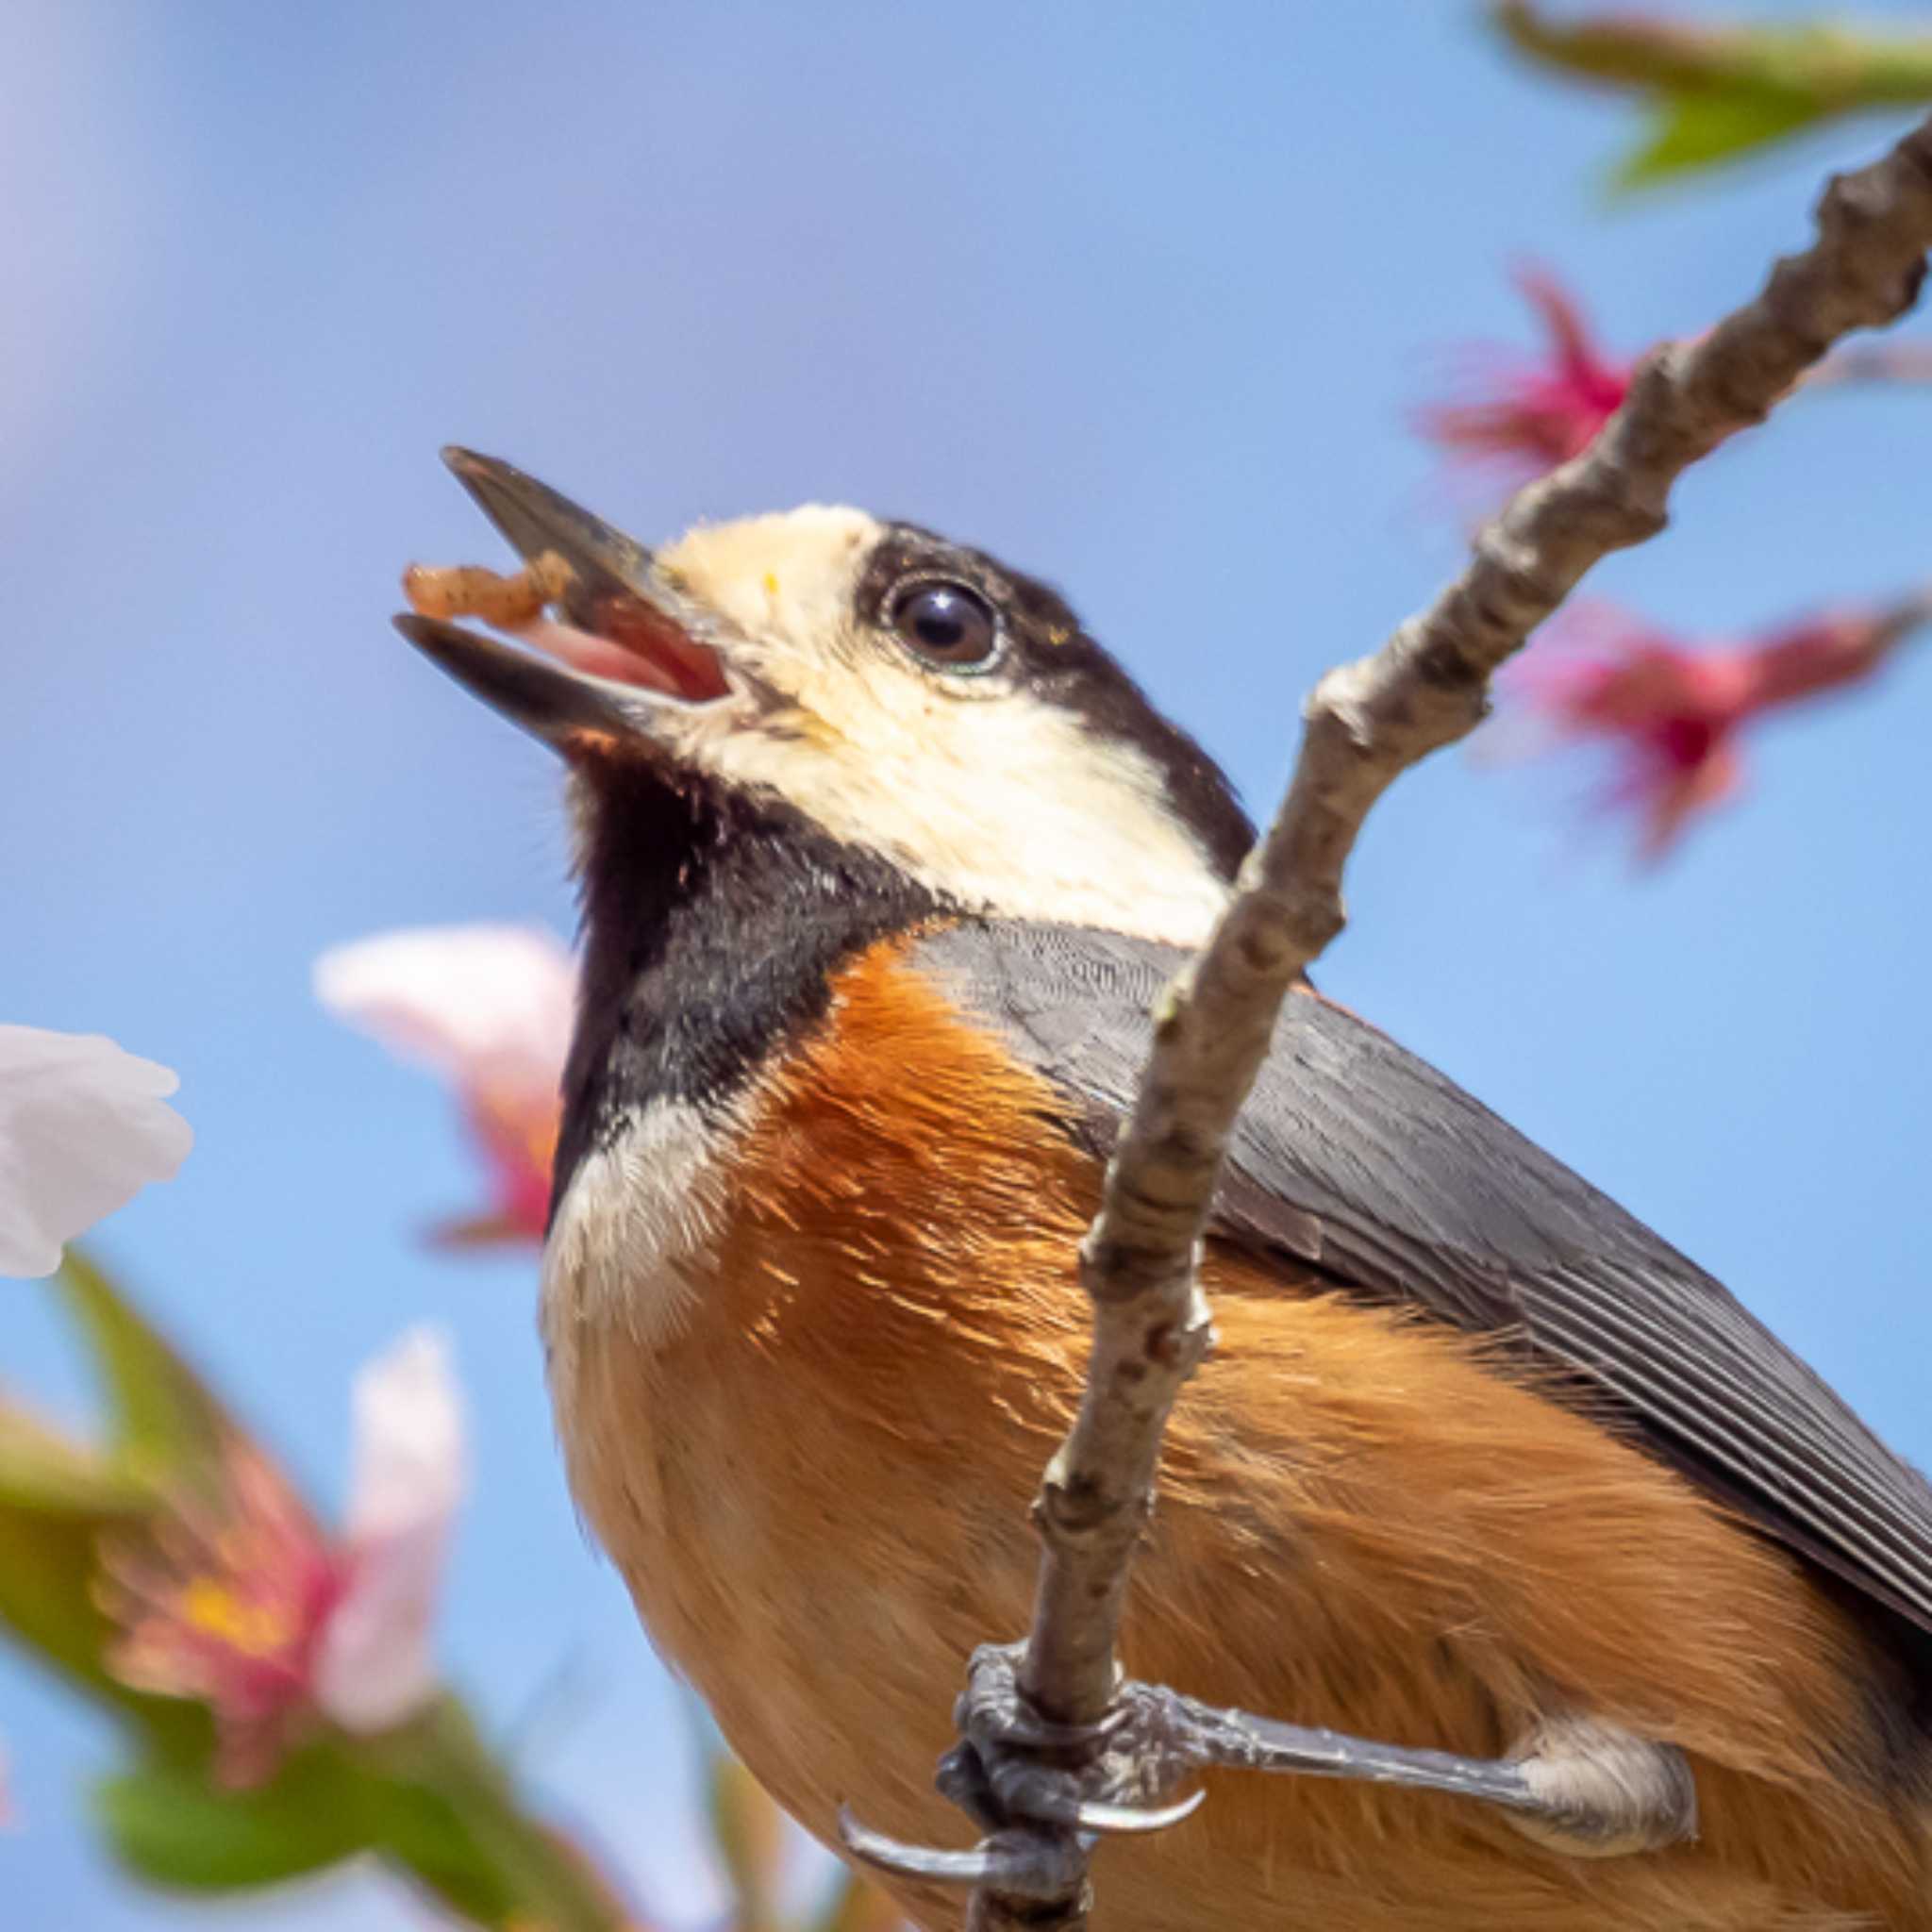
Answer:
xmin=856 ymin=522 xmax=1255 ymax=878
xmin=888 ymin=579 xmax=1002 ymax=672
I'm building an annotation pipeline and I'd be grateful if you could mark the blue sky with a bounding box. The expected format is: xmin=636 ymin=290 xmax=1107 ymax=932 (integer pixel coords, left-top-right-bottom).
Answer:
xmin=6 ymin=3 xmax=1932 ymax=1925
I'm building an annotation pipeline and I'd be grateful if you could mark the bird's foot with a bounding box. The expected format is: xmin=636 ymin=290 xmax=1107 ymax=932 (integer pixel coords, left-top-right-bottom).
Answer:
xmin=840 ymin=1643 xmax=1695 ymax=1891
xmin=839 ymin=1643 xmax=1201 ymax=1901
xmin=934 ymin=1644 xmax=1207 ymax=1837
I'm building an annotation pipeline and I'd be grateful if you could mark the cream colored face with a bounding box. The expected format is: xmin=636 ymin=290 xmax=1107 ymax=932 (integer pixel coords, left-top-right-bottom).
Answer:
xmin=588 ymin=506 xmax=1238 ymax=950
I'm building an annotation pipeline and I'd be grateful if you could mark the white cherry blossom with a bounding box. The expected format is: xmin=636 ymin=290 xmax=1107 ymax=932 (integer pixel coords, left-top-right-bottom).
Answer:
xmin=0 ymin=1025 xmax=192 ymax=1278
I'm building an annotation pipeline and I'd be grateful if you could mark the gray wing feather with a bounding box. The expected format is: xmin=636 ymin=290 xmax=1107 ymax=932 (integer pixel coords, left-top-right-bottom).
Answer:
xmin=911 ymin=919 xmax=1932 ymax=1636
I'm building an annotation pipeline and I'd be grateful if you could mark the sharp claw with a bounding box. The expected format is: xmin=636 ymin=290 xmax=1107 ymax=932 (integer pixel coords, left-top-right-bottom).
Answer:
xmin=836 ymin=1809 xmax=1087 ymax=1899
xmin=1063 ymin=1788 xmax=1207 ymax=1835
xmin=986 ymin=1761 xmax=1205 ymax=1835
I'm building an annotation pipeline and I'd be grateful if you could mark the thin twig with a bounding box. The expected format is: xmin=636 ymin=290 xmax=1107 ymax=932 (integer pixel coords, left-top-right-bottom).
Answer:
xmin=974 ymin=109 xmax=1932 ymax=1932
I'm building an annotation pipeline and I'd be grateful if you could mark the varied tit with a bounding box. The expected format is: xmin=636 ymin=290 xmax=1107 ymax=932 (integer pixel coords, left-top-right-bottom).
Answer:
xmin=398 ymin=449 xmax=1932 ymax=1932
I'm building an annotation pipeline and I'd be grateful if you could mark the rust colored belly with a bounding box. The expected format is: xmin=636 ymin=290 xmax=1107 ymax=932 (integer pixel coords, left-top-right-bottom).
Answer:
xmin=543 ymin=943 xmax=1930 ymax=1931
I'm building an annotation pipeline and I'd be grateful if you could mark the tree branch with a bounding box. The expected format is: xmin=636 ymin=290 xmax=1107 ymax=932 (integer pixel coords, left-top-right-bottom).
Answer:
xmin=974 ymin=108 xmax=1932 ymax=1932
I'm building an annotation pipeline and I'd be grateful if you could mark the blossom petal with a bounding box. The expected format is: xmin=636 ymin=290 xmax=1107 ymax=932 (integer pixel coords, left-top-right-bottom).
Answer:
xmin=1416 ymin=267 xmax=1632 ymax=491
xmin=316 ymin=925 xmax=573 ymax=1242
xmin=311 ymin=1327 xmax=464 ymax=1734
xmin=100 ymin=1438 xmax=340 ymax=1787
xmin=0 ymin=1026 xmax=193 ymax=1279
xmin=314 ymin=925 xmax=575 ymax=1094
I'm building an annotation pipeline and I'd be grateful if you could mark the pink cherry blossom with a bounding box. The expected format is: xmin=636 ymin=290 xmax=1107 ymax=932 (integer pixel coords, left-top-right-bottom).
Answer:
xmin=0 ymin=1025 xmax=192 ymax=1278
xmin=1417 ymin=271 xmax=1932 ymax=507
xmin=315 ymin=925 xmax=575 ymax=1243
xmin=1510 ymin=597 xmax=1930 ymax=859
xmin=102 ymin=1439 xmax=341 ymax=1784
xmin=1416 ymin=267 xmax=1632 ymax=489
xmin=101 ymin=1327 xmax=463 ymax=1785
xmin=312 ymin=1329 xmax=466 ymax=1732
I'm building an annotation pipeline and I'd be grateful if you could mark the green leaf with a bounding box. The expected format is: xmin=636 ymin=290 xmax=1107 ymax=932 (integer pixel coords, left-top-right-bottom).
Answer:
xmin=0 ymin=1489 xmax=212 ymax=1762
xmin=89 ymin=1698 xmax=610 ymax=1924
xmin=345 ymin=1699 xmax=624 ymax=1931
xmin=1491 ymin=5 xmax=1932 ymax=189
xmin=0 ymin=1494 xmax=132 ymax=1690
xmin=1495 ymin=2 xmax=1932 ymax=104
xmin=0 ymin=1394 xmax=211 ymax=1766
xmin=0 ymin=1399 xmax=146 ymax=1514
xmin=1615 ymin=86 xmax=1832 ymax=190
xmin=96 ymin=1728 xmax=602 ymax=1924
xmin=55 ymin=1250 xmax=231 ymax=1486
xmin=362 ymin=1752 xmax=525 ymax=1928
xmin=95 ymin=1746 xmax=373 ymax=1891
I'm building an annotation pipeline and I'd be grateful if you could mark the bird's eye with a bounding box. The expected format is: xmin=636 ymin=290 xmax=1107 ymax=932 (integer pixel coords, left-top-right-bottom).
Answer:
xmin=889 ymin=580 xmax=1002 ymax=672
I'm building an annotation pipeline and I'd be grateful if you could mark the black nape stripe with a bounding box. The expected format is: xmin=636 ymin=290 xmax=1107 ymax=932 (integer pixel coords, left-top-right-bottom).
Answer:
xmin=858 ymin=525 xmax=1257 ymax=882
xmin=552 ymin=756 xmax=938 ymax=1226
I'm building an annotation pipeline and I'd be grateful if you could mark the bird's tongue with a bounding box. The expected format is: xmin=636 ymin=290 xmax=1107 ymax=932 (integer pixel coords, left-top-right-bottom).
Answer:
xmin=522 ymin=597 xmax=731 ymax=703
xmin=401 ymin=555 xmax=730 ymax=703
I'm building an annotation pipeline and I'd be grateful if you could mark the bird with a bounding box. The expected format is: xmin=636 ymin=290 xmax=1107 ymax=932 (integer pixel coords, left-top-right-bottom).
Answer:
xmin=399 ymin=448 xmax=1932 ymax=1932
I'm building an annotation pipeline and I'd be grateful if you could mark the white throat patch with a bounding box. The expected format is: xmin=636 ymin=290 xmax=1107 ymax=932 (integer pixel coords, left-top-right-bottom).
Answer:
xmin=540 ymin=1097 xmax=739 ymax=1371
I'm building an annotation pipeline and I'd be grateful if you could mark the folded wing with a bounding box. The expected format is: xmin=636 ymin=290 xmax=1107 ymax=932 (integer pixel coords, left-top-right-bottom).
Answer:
xmin=911 ymin=919 xmax=1932 ymax=1641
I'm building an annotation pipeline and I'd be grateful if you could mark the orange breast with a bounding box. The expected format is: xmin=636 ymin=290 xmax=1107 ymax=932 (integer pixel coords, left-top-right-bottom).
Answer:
xmin=546 ymin=936 xmax=1931 ymax=1932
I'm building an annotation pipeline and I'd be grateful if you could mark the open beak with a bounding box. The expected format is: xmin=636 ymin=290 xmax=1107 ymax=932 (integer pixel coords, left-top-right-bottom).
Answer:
xmin=394 ymin=448 xmax=733 ymax=756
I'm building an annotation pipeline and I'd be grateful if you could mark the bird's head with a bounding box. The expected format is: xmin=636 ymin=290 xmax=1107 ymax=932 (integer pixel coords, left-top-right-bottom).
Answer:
xmin=400 ymin=450 xmax=1251 ymax=948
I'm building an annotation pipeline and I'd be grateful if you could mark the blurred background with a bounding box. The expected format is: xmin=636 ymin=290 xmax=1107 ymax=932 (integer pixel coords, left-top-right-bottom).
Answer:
xmin=6 ymin=1 xmax=1931 ymax=1924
